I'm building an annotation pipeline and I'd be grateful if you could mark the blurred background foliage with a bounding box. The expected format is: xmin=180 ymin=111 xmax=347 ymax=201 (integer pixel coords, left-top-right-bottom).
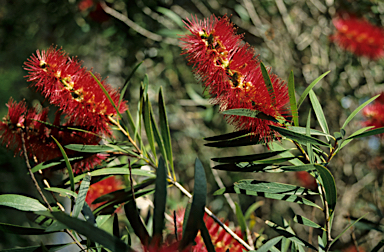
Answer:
xmin=1 ymin=0 xmax=384 ymax=250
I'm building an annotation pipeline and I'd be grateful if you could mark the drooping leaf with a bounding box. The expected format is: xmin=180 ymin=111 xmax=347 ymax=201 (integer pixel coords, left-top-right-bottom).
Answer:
xmin=288 ymin=71 xmax=299 ymax=126
xmin=205 ymin=134 xmax=268 ymax=148
xmin=31 ymin=156 xmax=84 ymax=173
xmin=211 ymin=150 xmax=289 ymax=163
xmin=309 ymin=90 xmax=330 ymax=141
xmin=152 ymin=158 xmax=167 ymax=241
xmin=159 ymin=87 xmax=175 ymax=178
xmin=221 ymin=109 xmax=278 ymax=122
xmin=51 ymin=136 xmax=75 ymax=192
xmin=314 ymin=165 xmax=336 ymax=212
xmin=204 ymin=130 xmax=250 ymax=141
xmin=214 ymin=186 xmax=321 ymax=209
xmin=179 ymin=158 xmax=207 ymax=250
xmin=270 ymin=125 xmax=329 ymax=146
xmin=124 ymin=200 xmax=150 ymax=247
xmin=253 ymin=236 xmax=283 ymax=252
xmin=297 ymin=71 xmax=330 ymax=109
xmin=293 ymin=215 xmax=323 ymax=229
xmin=50 ymin=211 xmax=129 ymax=251
xmin=44 ymin=187 xmax=77 ymax=199
xmin=342 ymin=95 xmax=380 ymax=129
xmin=73 ymin=173 xmax=91 ymax=218
xmin=0 ymin=222 xmax=56 ymax=235
xmin=69 ymin=167 xmax=155 ymax=184
xmin=266 ymin=220 xmax=318 ymax=251
xmin=0 ymin=194 xmax=47 ymax=212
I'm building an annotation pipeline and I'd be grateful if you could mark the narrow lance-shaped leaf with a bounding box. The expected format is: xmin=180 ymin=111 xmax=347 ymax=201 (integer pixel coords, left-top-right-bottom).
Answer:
xmin=199 ymin=220 xmax=216 ymax=252
xmin=297 ymin=71 xmax=330 ymax=109
xmin=293 ymin=215 xmax=323 ymax=229
xmin=315 ymin=165 xmax=337 ymax=212
xmin=0 ymin=222 xmax=57 ymax=235
xmin=260 ymin=62 xmax=276 ymax=106
xmin=124 ymin=200 xmax=150 ymax=246
xmin=73 ymin=173 xmax=91 ymax=218
xmin=306 ymin=109 xmax=314 ymax=163
xmin=211 ymin=150 xmax=289 ymax=163
xmin=150 ymin=109 xmax=169 ymax=172
xmin=346 ymin=126 xmax=384 ymax=140
xmin=159 ymin=87 xmax=175 ymax=179
xmin=179 ymin=158 xmax=207 ymax=250
xmin=270 ymin=125 xmax=329 ymax=146
xmin=143 ymin=93 xmax=157 ymax=163
xmin=204 ymin=130 xmax=250 ymax=141
xmin=119 ymin=61 xmax=143 ymax=108
xmin=152 ymin=158 xmax=167 ymax=242
xmin=50 ymin=211 xmax=130 ymax=252
xmin=309 ymin=90 xmax=330 ymax=141
xmin=342 ymin=94 xmax=380 ymax=129
xmin=288 ymin=71 xmax=299 ymax=126
xmin=51 ymin=136 xmax=75 ymax=192
xmin=329 ymin=214 xmax=368 ymax=248
xmin=235 ymin=202 xmax=247 ymax=242
xmin=221 ymin=109 xmax=278 ymax=122
xmin=250 ymin=236 xmax=283 ymax=252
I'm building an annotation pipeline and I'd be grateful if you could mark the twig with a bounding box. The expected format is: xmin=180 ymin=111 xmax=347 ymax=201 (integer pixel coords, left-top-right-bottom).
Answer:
xmin=171 ymin=180 xmax=252 ymax=251
xmin=128 ymin=159 xmax=136 ymax=201
xmin=100 ymin=1 xmax=178 ymax=46
xmin=20 ymin=132 xmax=85 ymax=251
xmin=108 ymin=116 xmax=142 ymax=155
xmin=320 ymin=184 xmax=333 ymax=252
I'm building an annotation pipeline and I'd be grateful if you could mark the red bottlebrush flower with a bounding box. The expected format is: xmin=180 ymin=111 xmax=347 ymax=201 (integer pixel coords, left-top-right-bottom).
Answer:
xmin=363 ymin=93 xmax=384 ymax=130
xmin=330 ymin=13 xmax=384 ymax=60
xmin=0 ymin=98 xmax=106 ymax=173
xmin=24 ymin=47 xmax=127 ymax=135
xmin=169 ymin=209 xmax=245 ymax=252
xmin=85 ymin=176 xmax=125 ymax=210
xmin=180 ymin=15 xmax=290 ymax=142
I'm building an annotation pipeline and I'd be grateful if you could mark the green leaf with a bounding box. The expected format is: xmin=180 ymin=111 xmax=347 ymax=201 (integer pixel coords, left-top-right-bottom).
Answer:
xmin=199 ymin=220 xmax=216 ymax=252
xmin=309 ymin=90 xmax=330 ymax=140
xmin=31 ymin=156 xmax=84 ymax=173
xmin=314 ymin=165 xmax=336 ymax=212
xmin=69 ymin=167 xmax=155 ymax=184
xmin=244 ymin=201 xmax=264 ymax=220
xmin=233 ymin=180 xmax=318 ymax=195
xmin=288 ymin=71 xmax=299 ymax=126
xmin=297 ymin=71 xmax=330 ymax=109
xmin=338 ymin=126 xmax=374 ymax=150
xmin=44 ymin=187 xmax=77 ymax=199
xmin=153 ymin=158 xmax=167 ymax=240
xmin=212 ymin=163 xmax=280 ymax=173
xmin=90 ymin=72 xmax=122 ymax=119
xmin=73 ymin=173 xmax=91 ymax=218
xmin=0 ymin=222 xmax=56 ymax=235
xmin=329 ymin=214 xmax=367 ymax=248
xmin=205 ymin=134 xmax=268 ymax=148
xmin=0 ymin=194 xmax=46 ymax=211
xmin=266 ymin=220 xmax=318 ymax=251
xmin=346 ymin=126 xmax=384 ymax=140
xmin=280 ymin=164 xmax=324 ymax=172
xmin=179 ymin=158 xmax=207 ymax=250
xmin=260 ymin=62 xmax=276 ymax=106
xmin=318 ymin=235 xmax=326 ymax=252
xmin=293 ymin=215 xmax=323 ymax=229
xmin=119 ymin=61 xmax=143 ymax=109
xmin=124 ymin=200 xmax=150 ymax=247
xmin=221 ymin=109 xmax=278 ymax=122
xmin=143 ymin=93 xmax=157 ymax=162
xmin=306 ymin=109 xmax=314 ymax=163
xmin=159 ymin=87 xmax=174 ymax=177
xmin=235 ymin=202 xmax=247 ymax=241
xmin=51 ymin=136 xmax=75 ymax=192
xmin=0 ymin=244 xmax=71 ymax=252
xmin=270 ymin=125 xmax=329 ymax=146
xmin=214 ymin=186 xmax=321 ymax=209
xmin=342 ymin=95 xmax=380 ymax=129
xmin=50 ymin=211 xmax=129 ymax=252
xmin=211 ymin=150 xmax=289 ymax=163
xmin=287 ymin=126 xmax=332 ymax=137
xmin=254 ymin=236 xmax=283 ymax=252
xmin=64 ymin=144 xmax=124 ymax=153
xmin=204 ymin=130 xmax=250 ymax=141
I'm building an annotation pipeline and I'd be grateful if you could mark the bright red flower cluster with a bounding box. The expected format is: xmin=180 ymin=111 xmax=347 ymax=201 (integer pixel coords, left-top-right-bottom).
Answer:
xmin=363 ymin=93 xmax=384 ymax=129
xmin=0 ymin=47 xmax=127 ymax=172
xmin=330 ymin=13 xmax=384 ymax=60
xmin=85 ymin=176 xmax=124 ymax=210
xmin=180 ymin=15 xmax=290 ymax=141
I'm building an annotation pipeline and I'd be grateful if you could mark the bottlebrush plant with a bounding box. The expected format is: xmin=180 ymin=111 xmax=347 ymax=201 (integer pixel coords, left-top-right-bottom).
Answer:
xmin=1 ymin=14 xmax=384 ymax=252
